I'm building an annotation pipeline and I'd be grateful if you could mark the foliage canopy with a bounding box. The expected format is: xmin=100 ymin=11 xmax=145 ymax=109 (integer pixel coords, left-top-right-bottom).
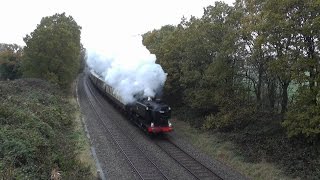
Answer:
xmin=143 ymin=0 xmax=320 ymax=139
xmin=0 ymin=43 xmax=23 ymax=80
xmin=22 ymin=13 xmax=82 ymax=88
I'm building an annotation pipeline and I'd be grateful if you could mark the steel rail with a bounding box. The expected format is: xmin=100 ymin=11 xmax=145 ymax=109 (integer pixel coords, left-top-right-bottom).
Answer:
xmin=83 ymin=76 xmax=168 ymax=180
xmin=155 ymin=137 xmax=223 ymax=180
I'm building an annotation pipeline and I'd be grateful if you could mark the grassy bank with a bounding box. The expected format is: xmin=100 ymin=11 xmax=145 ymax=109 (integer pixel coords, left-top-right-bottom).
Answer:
xmin=70 ymin=94 xmax=97 ymax=178
xmin=172 ymin=108 xmax=320 ymax=180
xmin=0 ymin=78 xmax=96 ymax=179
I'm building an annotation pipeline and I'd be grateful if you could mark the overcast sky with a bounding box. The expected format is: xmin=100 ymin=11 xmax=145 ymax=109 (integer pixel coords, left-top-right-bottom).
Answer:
xmin=1 ymin=0 xmax=234 ymax=51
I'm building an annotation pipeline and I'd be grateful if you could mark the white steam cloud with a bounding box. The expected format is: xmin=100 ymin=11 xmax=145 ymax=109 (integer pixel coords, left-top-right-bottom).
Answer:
xmin=87 ymin=36 xmax=167 ymax=104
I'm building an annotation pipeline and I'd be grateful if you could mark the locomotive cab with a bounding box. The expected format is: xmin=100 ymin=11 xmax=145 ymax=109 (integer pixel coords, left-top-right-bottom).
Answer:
xmin=127 ymin=95 xmax=173 ymax=133
xmin=151 ymin=104 xmax=171 ymax=126
xmin=143 ymin=97 xmax=173 ymax=133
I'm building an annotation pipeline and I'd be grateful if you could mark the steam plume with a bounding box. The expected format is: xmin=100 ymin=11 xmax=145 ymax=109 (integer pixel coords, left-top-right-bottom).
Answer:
xmin=86 ymin=36 xmax=167 ymax=104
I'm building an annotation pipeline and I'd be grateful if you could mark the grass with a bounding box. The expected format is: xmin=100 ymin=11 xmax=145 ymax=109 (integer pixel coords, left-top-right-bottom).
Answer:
xmin=69 ymin=97 xmax=97 ymax=177
xmin=172 ymin=119 xmax=292 ymax=180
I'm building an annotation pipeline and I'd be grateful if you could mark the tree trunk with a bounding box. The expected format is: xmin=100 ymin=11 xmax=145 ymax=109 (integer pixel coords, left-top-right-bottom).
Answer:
xmin=268 ymin=77 xmax=276 ymax=111
xmin=281 ymin=81 xmax=289 ymax=114
xmin=256 ymin=64 xmax=263 ymax=110
xmin=306 ymin=35 xmax=317 ymax=105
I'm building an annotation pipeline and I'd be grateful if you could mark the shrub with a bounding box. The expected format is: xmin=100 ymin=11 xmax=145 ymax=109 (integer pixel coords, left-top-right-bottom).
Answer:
xmin=282 ymin=87 xmax=320 ymax=139
xmin=203 ymin=103 xmax=255 ymax=131
xmin=283 ymin=103 xmax=320 ymax=139
xmin=0 ymin=79 xmax=93 ymax=179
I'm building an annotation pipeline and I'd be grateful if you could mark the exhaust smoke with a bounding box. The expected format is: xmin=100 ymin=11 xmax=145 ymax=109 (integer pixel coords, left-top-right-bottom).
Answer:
xmin=87 ymin=35 xmax=167 ymax=104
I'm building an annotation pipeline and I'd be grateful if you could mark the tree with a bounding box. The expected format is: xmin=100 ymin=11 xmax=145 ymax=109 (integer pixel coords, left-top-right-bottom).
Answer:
xmin=0 ymin=43 xmax=23 ymax=80
xmin=143 ymin=25 xmax=176 ymax=57
xmin=143 ymin=25 xmax=184 ymax=106
xmin=22 ymin=13 xmax=82 ymax=88
xmin=200 ymin=2 xmax=256 ymax=129
xmin=281 ymin=0 xmax=320 ymax=138
xmin=236 ymin=0 xmax=275 ymax=110
xmin=79 ymin=44 xmax=87 ymax=73
xmin=142 ymin=0 xmax=320 ymax=139
xmin=261 ymin=0 xmax=298 ymax=113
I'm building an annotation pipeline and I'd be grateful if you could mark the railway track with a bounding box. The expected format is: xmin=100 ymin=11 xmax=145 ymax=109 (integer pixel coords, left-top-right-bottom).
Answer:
xmin=83 ymin=75 xmax=225 ymax=179
xmin=82 ymin=76 xmax=168 ymax=180
xmin=155 ymin=138 xmax=223 ymax=180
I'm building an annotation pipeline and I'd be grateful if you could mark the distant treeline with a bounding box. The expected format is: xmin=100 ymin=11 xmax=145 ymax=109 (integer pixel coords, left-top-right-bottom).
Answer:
xmin=0 ymin=13 xmax=86 ymax=89
xmin=142 ymin=0 xmax=320 ymax=140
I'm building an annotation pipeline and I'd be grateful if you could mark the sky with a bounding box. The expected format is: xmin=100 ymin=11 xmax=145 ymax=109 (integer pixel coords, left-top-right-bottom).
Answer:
xmin=0 ymin=0 xmax=234 ymax=51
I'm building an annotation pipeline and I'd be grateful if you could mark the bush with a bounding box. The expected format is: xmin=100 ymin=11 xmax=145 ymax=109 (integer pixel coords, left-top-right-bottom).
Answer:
xmin=283 ymin=102 xmax=320 ymax=139
xmin=282 ymin=87 xmax=320 ymax=139
xmin=0 ymin=79 xmax=93 ymax=179
xmin=0 ymin=43 xmax=23 ymax=80
xmin=203 ymin=103 xmax=255 ymax=131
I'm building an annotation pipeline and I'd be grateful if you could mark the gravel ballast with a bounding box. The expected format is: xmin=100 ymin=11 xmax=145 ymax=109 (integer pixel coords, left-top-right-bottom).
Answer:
xmin=77 ymin=74 xmax=248 ymax=180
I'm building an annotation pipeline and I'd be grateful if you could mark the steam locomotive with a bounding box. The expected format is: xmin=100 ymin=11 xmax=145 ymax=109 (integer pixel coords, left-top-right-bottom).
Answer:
xmin=88 ymin=70 xmax=173 ymax=134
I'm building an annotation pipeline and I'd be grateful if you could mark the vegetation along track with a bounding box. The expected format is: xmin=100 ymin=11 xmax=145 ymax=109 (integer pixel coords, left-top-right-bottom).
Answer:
xmin=154 ymin=137 xmax=222 ymax=180
xmin=82 ymin=76 xmax=169 ymax=180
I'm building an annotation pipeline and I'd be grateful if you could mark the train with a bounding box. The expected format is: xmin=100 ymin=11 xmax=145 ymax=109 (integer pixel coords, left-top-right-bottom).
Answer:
xmin=88 ymin=70 xmax=173 ymax=134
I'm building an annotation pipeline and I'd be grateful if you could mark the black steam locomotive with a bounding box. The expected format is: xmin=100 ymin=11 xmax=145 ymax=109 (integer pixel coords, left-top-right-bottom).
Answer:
xmin=89 ymin=70 xmax=173 ymax=134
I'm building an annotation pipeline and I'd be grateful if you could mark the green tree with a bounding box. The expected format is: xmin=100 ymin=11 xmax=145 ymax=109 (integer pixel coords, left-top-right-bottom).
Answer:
xmin=0 ymin=43 xmax=23 ymax=80
xmin=183 ymin=2 xmax=237 ymax=111
xmin=282 ymin=0 xmax=320 ymax=138
xmin=143 ymin=25 xmax=176 ymax=56
xmin=22 ymin=13 xmax=82 ymax=88
xmin=261 ymin=0 xmax=298 ymax=113
xmin=79 ymin=44 xmax=87 ymax=73
xmin=143 ymin=0 xmax=320 ymax=139
xmin=143 ymin=25 xmax=184 ymax=106
xmin=200 ymin=2 xmax=256 ymax=129
xmin=144 ymin=2 xmax=254 ymax=128
xmin=236 ymin=0 xmax=274 ymax=110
